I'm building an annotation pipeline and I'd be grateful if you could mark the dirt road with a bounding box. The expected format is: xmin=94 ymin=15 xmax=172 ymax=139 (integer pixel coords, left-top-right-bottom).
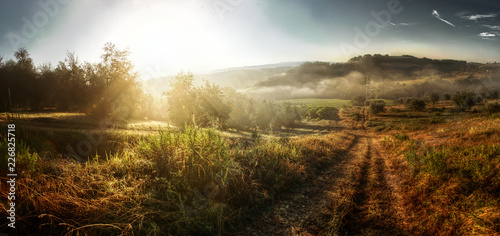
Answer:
xmin=242 ymin=132 xmax=410 ymax=235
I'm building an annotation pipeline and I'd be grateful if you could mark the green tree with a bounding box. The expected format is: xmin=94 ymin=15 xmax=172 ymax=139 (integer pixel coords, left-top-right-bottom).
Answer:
xmin=482 ymin=101 xmax=500 ymax=115
xmin=166 ymin=72 xmax=197 ymax=126
xmin=11 ymin=48 xmax=37 ymax=110
xmin=37 ymin=63 xmax=59 ymax=108
xmin=351 ymin=95 xmax=366 ymax=106
xmin=367 ymin=100 xmax=385 ymax=114
xmin=55 ymin=52 xmax=88 ymax=111
xmin=405 ymin=98 xmax=426 ymax=111
xmin=452 ymin=90 xmax=476 ymax=111
xmin=317 ymin=106 xmax=340 ymax=120
xmin=443 ymin=92 xmax=451 ymax=100
xmin=486 ymin=90 xmax=499 ymax=99
xmin=225 ymin=88 xmax=254 ymax=131
xmin=195 ymin=81 xmax=232 ymax=128
xmin=91 ymin=43 xmax=140 ymax=120
xmin=253 ymin=101 xmax=277 ymax=130
xmin=275 ymin=102 xmax=299 ymax=129
xmin=14 ymin=48 xmax=34 ymax=72
xmin=429 ymin=92 xmax=440 ymax=105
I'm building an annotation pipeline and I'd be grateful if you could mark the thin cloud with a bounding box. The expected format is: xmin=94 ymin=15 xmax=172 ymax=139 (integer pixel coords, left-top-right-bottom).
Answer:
xmin=483 ymin=24 xmax=500 ymax=30
xmin=455 ymin=11 xmax=470 ymax=17
xmin=479 ymin=32 xmax=496 ymax=37
xmin=462 ymin=13 xmax=497 ymax=21
xmin=389 ymin=22 xmax=418 ymax=27
xmin=432 ymin=10 xmax=456 ymax=27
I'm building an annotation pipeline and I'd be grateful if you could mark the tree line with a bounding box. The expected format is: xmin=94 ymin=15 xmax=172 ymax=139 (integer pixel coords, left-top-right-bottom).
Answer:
xmin=0 ymin=43 xmax=143 ymax=120
xmin=165 ymin=72 xmax=339 ymax=131
xmin=1 ymin=45 xmax=340 ymax=131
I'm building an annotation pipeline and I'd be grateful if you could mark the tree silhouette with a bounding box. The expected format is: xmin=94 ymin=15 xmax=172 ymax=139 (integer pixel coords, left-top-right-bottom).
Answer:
xmin=55 ymin=52 xmax=88 ymax=111
xmin=91 ymin=42 xmax=140 ymax=120
xmin=13 ymin=48 xmax=36 ymax=110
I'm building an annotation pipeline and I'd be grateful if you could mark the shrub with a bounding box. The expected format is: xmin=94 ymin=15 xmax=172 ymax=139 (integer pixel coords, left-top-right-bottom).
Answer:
xmin=394 ymin=133 xmax=410 ymax=141
xmin=368 ymin=100 xmax=385 ymax=114
xmin=350 ymin=96 xmax=366 ymax=106
xmin=306 ymin=106 xmax=339 ymax=121
xmin=429 ymin=92 xmax=440 ymax=105
xmin=452 ymin=90 xmax=476 ymax=111
xmin=316 ymin=107 xmax=339 ymax=121
xmin=405 ymin=98 xmax=426 ymax=111
xmin=394 ymin=98 xmax=405 ymax=105
xmin=486 ymin=90 xmax=499 ymax=99
xmin=389 ymin=107 xmax=402 ymax=113
xmin=482 ymin=101 xmax=500 ymax=115
xmin=0 ymin=139 xmax=38 ymax=174
xmin=271 ymin=102 xmax=300 ymax=129
xmin=443 ymin=92 xmax=451 ymax=100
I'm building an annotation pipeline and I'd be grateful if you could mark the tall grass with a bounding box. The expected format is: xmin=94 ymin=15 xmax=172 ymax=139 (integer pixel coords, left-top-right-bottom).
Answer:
xmin=0 ymin=125 xmax=352 ymax=235
xmin=0 ymin=139 xmax=38 ymax=174
xmin=0 ymin=114 xmax=38 ymax=174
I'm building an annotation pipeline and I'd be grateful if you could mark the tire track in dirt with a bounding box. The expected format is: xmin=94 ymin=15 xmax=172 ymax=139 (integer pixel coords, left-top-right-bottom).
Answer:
xmin=241 ymin=133 xmax=360 ymax=236
xmin=241 ymin=132 xmax=409 ymax=236
xmin=343 ymin=136 xmax=407 ymax=236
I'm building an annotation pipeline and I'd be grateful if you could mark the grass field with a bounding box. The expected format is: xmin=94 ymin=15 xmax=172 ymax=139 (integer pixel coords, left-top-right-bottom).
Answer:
xmin=1 ymin=100 xmax=499 ymax=235
xmin=278 ymin=98 xmax=352 ymax=109
xmin=278 ymin=98 xmax=393 ymax=109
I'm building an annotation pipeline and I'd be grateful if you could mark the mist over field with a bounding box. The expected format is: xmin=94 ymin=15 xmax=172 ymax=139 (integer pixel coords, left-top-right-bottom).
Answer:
xmin=141 ymin=54 xmax=500 ymax=102
xmin=249 ymin=55 xmax=499 ymax=100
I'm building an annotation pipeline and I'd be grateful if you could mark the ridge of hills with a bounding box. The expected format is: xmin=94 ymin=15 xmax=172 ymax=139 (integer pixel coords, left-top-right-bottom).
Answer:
xmin=142 ymin=55 xmax=500 ymax=100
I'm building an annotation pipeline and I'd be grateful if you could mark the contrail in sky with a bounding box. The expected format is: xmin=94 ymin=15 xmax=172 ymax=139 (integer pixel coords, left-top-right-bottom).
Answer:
xmin=432 ymin=10 xmax=456 ymax=27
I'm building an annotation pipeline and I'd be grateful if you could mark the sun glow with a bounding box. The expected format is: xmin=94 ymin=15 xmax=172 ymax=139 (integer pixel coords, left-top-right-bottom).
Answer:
xmin=113 ymin=1 xmax=226 ymax=77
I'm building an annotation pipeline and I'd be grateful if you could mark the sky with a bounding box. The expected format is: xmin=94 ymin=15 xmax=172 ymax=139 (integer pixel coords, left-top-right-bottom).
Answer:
xmin=0 ymin=0 xmax=499 ymax=79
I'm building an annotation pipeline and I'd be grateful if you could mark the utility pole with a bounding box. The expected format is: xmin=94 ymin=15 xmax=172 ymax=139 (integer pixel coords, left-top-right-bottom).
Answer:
xmin=365 ymin=74 xmax=369 ymax=100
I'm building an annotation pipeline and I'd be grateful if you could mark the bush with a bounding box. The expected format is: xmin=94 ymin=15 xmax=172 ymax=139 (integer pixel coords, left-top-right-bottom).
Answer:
xmin=306 ymin=106 xmax=339 ymax=121
xmin=452 ymin=90 xmax=476 ymax=111
xmin=0 ymin=139 xmax=38 ymax=174
xmin=482 ymin=101 xmax=500 ymax=115
xmin=167 ymin=73 xmax=232 ymax=128
xmin=429 ymin=92 xmax=440 ymax=105
xmin=443 ymin=92 xmax=451 ymax=100
xmin=394 ymin=98 xmax=405 ymax=105
xmin=394 ymin=133 xmax=409 ymax=141
xmin=350 ymin=96 xmax=366 ymax=106
xmin=275 ymin=103 xmax=300 ymax=129
xmin=367 ymin=100 xmax=385 ymax=115
xmin=486 ymin=90 xmax=499 ymax=99
xmin=405 ymin=98 xmax=426 ymax=111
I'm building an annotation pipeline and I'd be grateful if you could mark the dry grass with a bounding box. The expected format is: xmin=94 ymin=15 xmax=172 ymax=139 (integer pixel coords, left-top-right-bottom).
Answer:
xmin=0 ymin=151 xmax=154 ymax=235
xmin=0 ymin=121 xmax=353 ymax=235
xmin=383 ymin=116 xmax=500 ymax=235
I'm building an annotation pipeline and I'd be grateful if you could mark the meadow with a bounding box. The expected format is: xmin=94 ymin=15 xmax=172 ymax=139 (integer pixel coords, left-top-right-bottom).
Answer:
xmin=1 ymin=98 xmax=499 ymax=235
xmin=277 ymin=99 xmax=352 ymax=109
xmin=0 ymin=111 xmax=353 ymax=235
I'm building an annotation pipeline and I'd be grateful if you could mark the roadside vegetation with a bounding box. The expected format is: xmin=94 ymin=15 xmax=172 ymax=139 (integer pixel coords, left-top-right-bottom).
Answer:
xmin=355 ymin=94 xmax=500 ymax=235
xmin=383 ymin=116 xmax=500 ymax=235
xmin=0 ymin=113 xmax=352 ymax=235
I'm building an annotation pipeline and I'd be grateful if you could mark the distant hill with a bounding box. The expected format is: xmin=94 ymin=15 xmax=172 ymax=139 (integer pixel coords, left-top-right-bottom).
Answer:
xmin=142 ymin=55 xmax=500 ymax=100
xmin=255 ymin=55 xmax=473 ymax=89
xmin=141 ymin=61 xmax=308 ymax=97
xmin=212 ymin=61 xmax=308 ymax=72
xmin=249 ymin=54 xmax=500 ymax=100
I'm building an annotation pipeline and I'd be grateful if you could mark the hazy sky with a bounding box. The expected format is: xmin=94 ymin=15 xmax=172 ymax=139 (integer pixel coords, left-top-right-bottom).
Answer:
xmin=1 ymin=0 xmax=499 ymax=79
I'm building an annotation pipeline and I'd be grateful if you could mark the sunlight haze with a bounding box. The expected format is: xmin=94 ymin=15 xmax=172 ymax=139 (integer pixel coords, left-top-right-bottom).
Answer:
xmin=1 ymin=0 xmax=499 ymax=79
